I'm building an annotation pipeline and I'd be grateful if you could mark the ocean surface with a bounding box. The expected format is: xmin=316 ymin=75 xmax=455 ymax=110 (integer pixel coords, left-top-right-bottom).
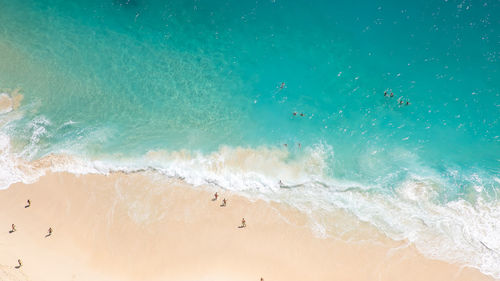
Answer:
xmin=0 ymin=0 xmax=499 ymax=277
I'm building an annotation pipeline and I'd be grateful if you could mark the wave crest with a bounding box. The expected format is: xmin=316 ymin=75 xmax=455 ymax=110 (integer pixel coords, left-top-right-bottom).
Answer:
xmin=0 ymin=125 xmax=498 ymax=278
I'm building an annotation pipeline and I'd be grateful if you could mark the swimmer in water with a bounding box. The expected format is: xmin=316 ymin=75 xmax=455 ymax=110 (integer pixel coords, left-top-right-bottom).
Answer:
xmin=390 ymin=92 xmax=394 ymax=97
xmin=293 ymin=112 xmax=297 ymax=116
xmin=399 ymin=100 xmax=404 ymax=105
xmin=406 ymin=101 xmax=410 ymax=105
xmin=280 ymin=82 xmax=285 ymax=89
xmin=384 ymin=91 xmax=388 ymax=96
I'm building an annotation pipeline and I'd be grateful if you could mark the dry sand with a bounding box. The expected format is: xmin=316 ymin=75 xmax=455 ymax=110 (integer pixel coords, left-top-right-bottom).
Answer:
xmin=0 ymin=172 xmax=494 ymax=281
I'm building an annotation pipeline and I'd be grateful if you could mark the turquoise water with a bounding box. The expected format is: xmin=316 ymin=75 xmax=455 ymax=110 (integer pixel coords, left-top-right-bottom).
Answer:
xmin=0 ymin=0 xmax=499 ymax=276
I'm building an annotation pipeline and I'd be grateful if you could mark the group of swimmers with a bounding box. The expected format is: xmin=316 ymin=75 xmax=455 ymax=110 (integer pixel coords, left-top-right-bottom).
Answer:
xmin=10 ymin=199 xmax=53 ymax=268
xmin=283 ymin=143 xmax=301 ymax=148
xmin=213 ymin=192 xmax=246 ymax=228
xmin=280 ymin=82 xmax=307 ymax=118
xmin=384 ymin=91 xmax=410 ymax=106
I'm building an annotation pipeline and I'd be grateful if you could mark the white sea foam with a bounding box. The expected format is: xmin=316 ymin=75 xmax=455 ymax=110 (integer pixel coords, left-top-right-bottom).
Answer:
xmin=144 ymin=143 xmax=332 ymax=193
xmin=0 ymin=118 xmax=499 ymax=278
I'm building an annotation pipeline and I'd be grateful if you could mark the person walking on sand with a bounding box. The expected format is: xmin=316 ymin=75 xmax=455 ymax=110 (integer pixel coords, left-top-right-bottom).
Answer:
xmin=17 ymin=259 xmax=22 ymax=268
xmin=221 ymin=198 xmax=227 ymax=207
xmin=26 ymin=199 xmax=31 ymax=208
xmin=48 ymin=227 xmax=53 ymax=236
xmin=213 ymin=192 xmax=218 ymax=201
xmin=241 ymin=218 xmax=246 ymax=228
xmin=11 ymin=224 xmax=16 ymax=232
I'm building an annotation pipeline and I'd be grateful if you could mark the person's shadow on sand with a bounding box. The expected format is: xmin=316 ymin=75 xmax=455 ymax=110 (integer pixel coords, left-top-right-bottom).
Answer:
xmin=14 ymin=265 xmax=21 ymax=269
xmin=8 ymin=230 xmax=15 ymax=234
xmin=45 ymin=233 xmax=51 ymax=238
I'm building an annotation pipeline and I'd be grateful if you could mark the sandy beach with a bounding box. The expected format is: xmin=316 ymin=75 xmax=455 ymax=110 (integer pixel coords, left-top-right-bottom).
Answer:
xmin=0 ymin=172 xmax=493 ymax=281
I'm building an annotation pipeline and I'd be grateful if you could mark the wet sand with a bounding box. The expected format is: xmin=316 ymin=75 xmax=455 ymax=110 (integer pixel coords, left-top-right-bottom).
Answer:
xmin=0 ymin=172 xmax=494 ymax=281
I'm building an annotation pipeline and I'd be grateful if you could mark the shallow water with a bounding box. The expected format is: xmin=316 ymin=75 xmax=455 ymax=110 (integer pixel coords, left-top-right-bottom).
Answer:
xmin=0 ymin=0 xmax=499 ymax=277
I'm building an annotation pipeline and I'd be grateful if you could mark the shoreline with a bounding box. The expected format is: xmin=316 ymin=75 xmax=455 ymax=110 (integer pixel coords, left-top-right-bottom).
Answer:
xmin=0 ymin=171 xmax=494 ymax=281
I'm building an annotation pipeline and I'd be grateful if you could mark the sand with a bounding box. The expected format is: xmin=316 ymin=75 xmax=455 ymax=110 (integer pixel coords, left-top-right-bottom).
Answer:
xmin=0 ymin=94 xmax=13 ymax=114
xmin=0 ymin=90 xmax=22 ymax=115
xmin=0 ymin=172 xmax=494 ymax=281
